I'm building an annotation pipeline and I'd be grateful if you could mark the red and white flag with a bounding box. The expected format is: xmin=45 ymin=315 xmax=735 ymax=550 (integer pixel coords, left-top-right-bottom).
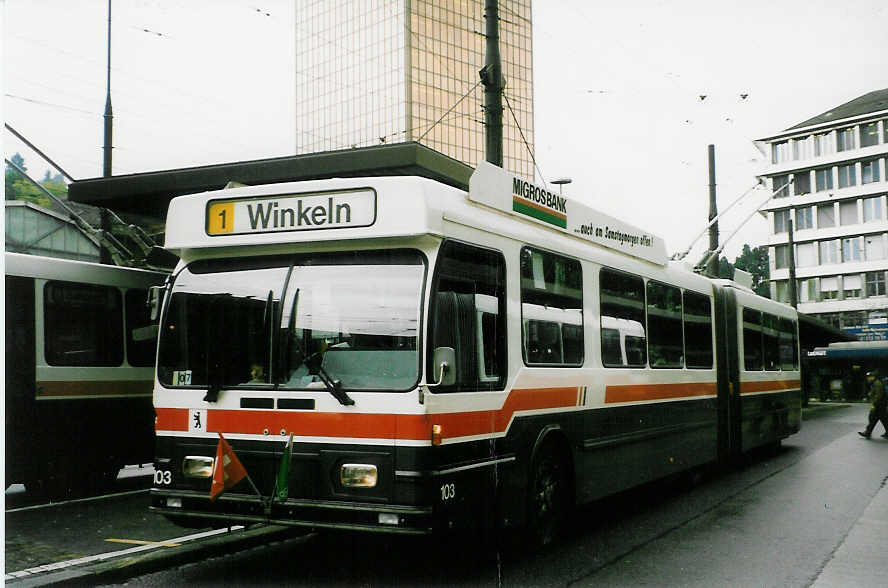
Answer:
xmin=210 ymin=433 xmax=248 ymax=500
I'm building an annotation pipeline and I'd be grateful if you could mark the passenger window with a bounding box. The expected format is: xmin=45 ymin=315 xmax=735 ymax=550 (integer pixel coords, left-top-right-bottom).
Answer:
xmin=647 ymin=281 xmax=683 ymax=368
xmin=600 ymin=269 xmax=646 ymax=367
xmin=44 ymin=281 xmax=123 ymax=366
xmin=683 ymin=291 xmax=713 ymax=369
xmin=762 ymin=313 xmax=780 ymax=371
xmin=429 ymin=241 xmax=506 ymax=391
xmin=742 ymin=308 xmax=763 ymax=371
xmin=778 ymin=318 xmax=798 ymax=370
xmin=520 ymin=247 xmax=583 ymax=367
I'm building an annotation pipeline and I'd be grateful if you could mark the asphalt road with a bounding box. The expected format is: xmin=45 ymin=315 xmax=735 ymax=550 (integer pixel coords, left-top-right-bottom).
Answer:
xmin=57 ymin=402 xmax=883 ymax=588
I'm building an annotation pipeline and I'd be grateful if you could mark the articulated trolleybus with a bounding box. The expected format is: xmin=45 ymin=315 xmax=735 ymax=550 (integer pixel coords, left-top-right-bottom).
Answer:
xmin=150 ymin=162 xmax=801 ymax=544
xmin=5 ymin=252 xmax=167 ymax=497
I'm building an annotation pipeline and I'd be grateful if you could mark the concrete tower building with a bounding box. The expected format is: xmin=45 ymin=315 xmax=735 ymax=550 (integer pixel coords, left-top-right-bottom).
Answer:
xmin=293 ymin=0 xmax=534 ymax=178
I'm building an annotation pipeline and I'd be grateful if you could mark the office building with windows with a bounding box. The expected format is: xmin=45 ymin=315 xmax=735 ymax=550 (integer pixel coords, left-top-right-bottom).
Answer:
xmin=757 ymin=89 xmax=888 ymax=340
xmin=293 ymin=0 xmax=534 ymax=178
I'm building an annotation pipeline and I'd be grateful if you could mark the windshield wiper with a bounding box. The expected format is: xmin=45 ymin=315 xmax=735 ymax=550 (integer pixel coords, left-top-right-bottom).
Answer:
xmin=285 ymin=288 xmax=355 ymax=407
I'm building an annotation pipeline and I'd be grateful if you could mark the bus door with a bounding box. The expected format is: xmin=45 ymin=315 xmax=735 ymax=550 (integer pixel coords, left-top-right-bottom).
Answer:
xmin=5 ymin=275 xmax=36 ymax=484
xmin=425 ymin=240 xmax=507 ymax=530
xmin=714 ymin=286 xmax=741 ymax=461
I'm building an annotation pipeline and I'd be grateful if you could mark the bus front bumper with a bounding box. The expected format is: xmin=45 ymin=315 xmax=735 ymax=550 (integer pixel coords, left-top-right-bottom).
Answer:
xmin=150 ymin=489 xmax=434 ymax=535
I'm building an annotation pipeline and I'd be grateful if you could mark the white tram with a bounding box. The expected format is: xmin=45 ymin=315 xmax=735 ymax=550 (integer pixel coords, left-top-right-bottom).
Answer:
xmin=149 ymin=162 xmax=800 ymax=544
xmin=5 ymin=252 xmax=167 ymax=497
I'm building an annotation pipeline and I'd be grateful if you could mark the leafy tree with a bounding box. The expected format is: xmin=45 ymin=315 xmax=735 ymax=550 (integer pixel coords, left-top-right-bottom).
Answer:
xmin=4 ymin=153 xmax=66 ymax=208
xmin=733 ymin=244 xmax=770 ymax=298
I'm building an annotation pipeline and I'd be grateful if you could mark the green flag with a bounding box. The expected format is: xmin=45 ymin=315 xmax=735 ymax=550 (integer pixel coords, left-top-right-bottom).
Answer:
xmin=275 ymin=433 xmax=293 ymax=501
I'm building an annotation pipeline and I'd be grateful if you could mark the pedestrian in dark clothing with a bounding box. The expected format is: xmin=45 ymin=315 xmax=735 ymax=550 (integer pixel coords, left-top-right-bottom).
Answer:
xmin=858 ymin=369 xmax=887 ymax=439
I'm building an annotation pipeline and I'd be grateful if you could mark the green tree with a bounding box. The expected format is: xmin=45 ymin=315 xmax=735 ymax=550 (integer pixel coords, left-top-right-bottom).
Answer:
xmin=4 ymin=154 xmax=65 ymax=208
xmin=733 ymin=244 xmax=770 ymax=298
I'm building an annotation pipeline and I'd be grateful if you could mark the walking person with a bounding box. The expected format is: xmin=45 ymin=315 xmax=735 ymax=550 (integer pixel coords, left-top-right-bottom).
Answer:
xmin=858 ymin=368 xmax=887 ymax=439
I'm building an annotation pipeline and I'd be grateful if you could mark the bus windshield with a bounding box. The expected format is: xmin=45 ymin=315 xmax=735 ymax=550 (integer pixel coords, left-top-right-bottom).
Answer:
xmin=157 ymin=250 xmax=425 ymax=392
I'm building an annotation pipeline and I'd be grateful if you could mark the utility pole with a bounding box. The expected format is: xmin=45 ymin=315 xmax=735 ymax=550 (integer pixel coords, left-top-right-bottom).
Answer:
xmin=103 ymin=0 xmax=113 ymax=177
xmin=480 ymin=0 xmax=503 ymax=167
xmin=707 ymin=144 xmax=719 ymax=277
xmin=787 ymin=218 xmax=798 ymax=308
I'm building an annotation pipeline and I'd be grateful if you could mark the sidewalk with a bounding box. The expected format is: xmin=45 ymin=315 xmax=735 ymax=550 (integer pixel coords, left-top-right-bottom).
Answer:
xmin=812 ymin=474 xmax=888 ymax=588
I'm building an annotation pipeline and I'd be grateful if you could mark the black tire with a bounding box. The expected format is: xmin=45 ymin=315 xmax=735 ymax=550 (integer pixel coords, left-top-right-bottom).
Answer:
xmin=527 ymin=442 xmax=571 ymax=548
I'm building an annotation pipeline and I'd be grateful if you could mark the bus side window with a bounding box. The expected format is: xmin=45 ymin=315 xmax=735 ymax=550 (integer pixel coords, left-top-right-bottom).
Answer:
xmin=762 ymin=313 xmax=780 ymax=371
xmin=742 ymin=308 xmax=763 ymax=371
xmin=519 ymin=247 xmax=583 ymax=367
xmin=683 ymin=291 xmax=713 ymax=369
xmin=600 ymin=268 xmax=646 ymax=368
xmin=44 ymin=281 xmax=124 ymax=367
xmin=647 ymin=281 xmax=683 ymax=368
xmin=429 ymin=241 xmax=506 ymax=391
xmin=778 ymin=317 xmax=798 ymax=370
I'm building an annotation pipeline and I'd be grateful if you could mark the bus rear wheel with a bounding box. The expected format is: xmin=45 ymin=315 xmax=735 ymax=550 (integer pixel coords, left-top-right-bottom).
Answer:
xmin=527 ymin=443 xmax=570 ymax=548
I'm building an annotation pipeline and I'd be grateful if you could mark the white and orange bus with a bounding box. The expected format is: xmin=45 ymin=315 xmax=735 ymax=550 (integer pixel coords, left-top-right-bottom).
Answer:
xmin=149 ymin=161 xmax=800 ymax=545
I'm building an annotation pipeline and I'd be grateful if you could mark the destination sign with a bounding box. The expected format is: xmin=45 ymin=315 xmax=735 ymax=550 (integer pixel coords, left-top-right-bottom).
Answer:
xmin=206 ymin=189 xmax=376 ymax=236
xmin=468 ymin=161 xmax=668 ymax=266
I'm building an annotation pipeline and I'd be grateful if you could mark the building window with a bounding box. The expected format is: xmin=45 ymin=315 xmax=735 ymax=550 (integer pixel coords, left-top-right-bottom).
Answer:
xmin=773 ymin=174 xmax=790 ymax=197
xmin=838 ymin=164 xmax=857 ymax=188
xmin=884 ymin=120 xmax=888 ymax=144
xmin=792 ymin=136 xmax=811 ymax=160
xmin=774 ymin=244 xmax=789 ymax=269
xmin=843 ymin=274 xmax=862 ymax=299
xmin=799 ymin=278 xmax=817 ymax=303
xmin=814 ymin=132 xmax=835 ymax=156
xmin=865 ymin=234 xmax=885 ymax=260
xmin=795 ymin=206 xmax=814 ymax=230
xmin=843 ymin=311 xmax=867 ymax=328
xmin=837 ymin=127 xmax=856 ymax=152
xmin=866 ymin=271 xmax=886 ymax=296
xmin=860 ymin=122 xmax=880 ymax=147
xmin=775 ymin=281 xmax=789 ymax=303
xmin=520 ymin=247 xmax=583 ymax=367
xmin=842 ymin=236 xmax=863 ymax=262
xmin=840 ymin=200 xmax=858 ymax=225
xmin=774 ymin=209 xmax=790 ymax=233
xmin=797 ymin=242 xmax=816 ymax=266
xmin=863 ymin=197 xmax=883 ymax=222
xmin=820 ymin=239 xmax=840 ymax=264
xmin=820 ymin=276 xmax=839 ymax=300
xmin=815 ymin=168 xmax=833 ymax=192
xmin=794 ymin=172 xmax=811 ymax=195
xmin=862 ymin=160 xmax=881 ymax=184
xmin=817 ymin=203 xmax=836 ymax=228
xmin=772 ymin=141 xmax=789 ymax=164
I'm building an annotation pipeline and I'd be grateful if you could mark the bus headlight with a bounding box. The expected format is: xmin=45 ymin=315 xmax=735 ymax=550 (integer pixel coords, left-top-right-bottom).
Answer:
xmin=182 ymin=456 xmax=214 ymax=478
xmin=340 ymin=464 xmax=377 ymax=488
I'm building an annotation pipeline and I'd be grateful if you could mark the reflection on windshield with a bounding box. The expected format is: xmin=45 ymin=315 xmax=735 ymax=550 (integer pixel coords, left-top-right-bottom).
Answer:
xmin=157 ymin=250 xmax=424 ymax=391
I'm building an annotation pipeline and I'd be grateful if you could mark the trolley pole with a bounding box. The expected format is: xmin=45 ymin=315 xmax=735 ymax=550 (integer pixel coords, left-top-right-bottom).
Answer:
xmin=481 ymin=0 xmax=503 ymax=167
xmin=103 ymin=0 xmax=113 ymax=177
xmin=707 ymin=144 xmax=719 ymax=277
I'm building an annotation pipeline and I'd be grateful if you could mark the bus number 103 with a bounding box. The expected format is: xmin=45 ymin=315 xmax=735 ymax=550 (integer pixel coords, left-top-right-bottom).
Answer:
xmin=440 ymin=482 xmax=456 ymax=501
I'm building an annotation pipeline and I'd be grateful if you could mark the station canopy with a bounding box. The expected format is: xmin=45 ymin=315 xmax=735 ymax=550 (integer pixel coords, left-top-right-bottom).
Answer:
xmin=68 ymin=142 xmax=473 ymax=222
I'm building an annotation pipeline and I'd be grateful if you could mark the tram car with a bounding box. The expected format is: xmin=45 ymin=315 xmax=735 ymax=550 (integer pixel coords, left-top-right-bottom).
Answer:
xmin=5 ymin=252 xmax=167 ymax=497
xmin=149 ymin=162 xmax=801 ymax=545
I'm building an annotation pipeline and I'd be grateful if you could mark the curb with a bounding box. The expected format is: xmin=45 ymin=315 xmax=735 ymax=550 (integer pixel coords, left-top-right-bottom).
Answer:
xmin=802 ymin=402 xmax=853 ymax=420
xmin=8 ymin=525 xmax=311 ymax=587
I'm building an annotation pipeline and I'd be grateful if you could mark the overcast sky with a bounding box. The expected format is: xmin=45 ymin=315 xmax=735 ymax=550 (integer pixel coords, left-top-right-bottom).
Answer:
xmin=4 ymin=0 xmax=888 ymax=261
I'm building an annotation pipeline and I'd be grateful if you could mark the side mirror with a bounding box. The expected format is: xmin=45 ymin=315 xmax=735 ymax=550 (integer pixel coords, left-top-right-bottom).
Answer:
xmin=430 ymin=347 xmax=456 ymax=387
xmin=147 ymin=285 xmax=165 ymax=321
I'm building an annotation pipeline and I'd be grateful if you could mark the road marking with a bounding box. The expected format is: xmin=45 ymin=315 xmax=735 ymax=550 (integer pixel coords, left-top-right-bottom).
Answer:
xmin=105 ymin=538 xmax=181 ymax=547
xmin=4 ymin=525 xmax=244 ymax=580
xmin=5 ymin=488 xmax=150 ymax=514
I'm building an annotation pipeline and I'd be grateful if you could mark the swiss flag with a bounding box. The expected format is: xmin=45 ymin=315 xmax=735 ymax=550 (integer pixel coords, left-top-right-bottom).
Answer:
xmin=210 ymin=433 xmax=248 ymax=500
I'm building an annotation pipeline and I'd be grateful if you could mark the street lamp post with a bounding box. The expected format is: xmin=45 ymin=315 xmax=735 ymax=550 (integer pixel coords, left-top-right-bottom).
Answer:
xmin=551 ymin=177 xmax=572 ymax=195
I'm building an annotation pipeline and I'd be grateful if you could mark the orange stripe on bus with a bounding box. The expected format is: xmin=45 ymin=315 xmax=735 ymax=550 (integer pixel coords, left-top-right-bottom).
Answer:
xmin=155 ymin=387 xmax=579 ymax=441
xmin=739 ymin=380 xmax=800 ymax=394
xmin=605 ymin=381 xmax=717 ymax=403
xmin=36 ymin=380 xmax=152 ymax=398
